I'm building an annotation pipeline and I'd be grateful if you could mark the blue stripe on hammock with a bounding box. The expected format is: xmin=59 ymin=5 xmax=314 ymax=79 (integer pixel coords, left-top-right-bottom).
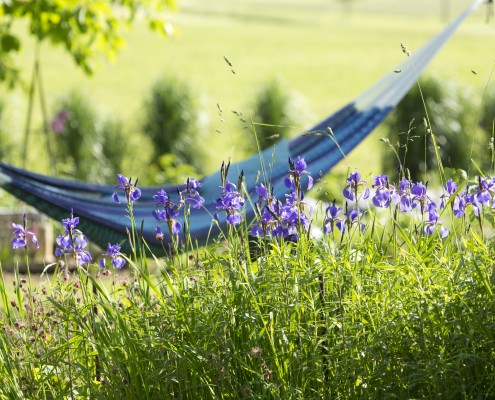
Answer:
xmin=0 ymin=0 xmax=484 ymax=252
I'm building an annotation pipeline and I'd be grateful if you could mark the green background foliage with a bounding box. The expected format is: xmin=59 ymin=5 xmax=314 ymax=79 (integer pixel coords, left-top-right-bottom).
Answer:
xmin=52 ymin=89 xmax=101 ymax=180
xmin=249 ymin=79 xmax=305 ymax=152
xmin=1 ymin=0 xmax=492 ymax=178
xmin=383 ymin=74 xmax=490 ymax=181
xmin=0 ymin=0 xmax=176 ymax=83
xmin=141 ymin=74 xmax=207 ymax=174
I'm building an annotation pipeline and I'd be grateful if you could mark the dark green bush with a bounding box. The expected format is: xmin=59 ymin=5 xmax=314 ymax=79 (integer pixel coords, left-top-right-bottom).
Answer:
xmin=52 ymin=90 xmax=129 ymax=183
xmin=480 ymin=87 xmax=495 ymax=171
xmin=0 ymin=98 xmax=12 ymax=162
xmin=99 ymin=117 xmax=127 ymax=180
xmin=250 ymin=79 xmax=296 ymax=152
xmin=51 ymin=89 xmax=101 ymax=181
xmin=480 ymin=86 xmax=495 ymax=134
xmin=383 ymin=75 xmax=489 ymax=181
xmin=141 ymin=75 xmax=206 ymax=173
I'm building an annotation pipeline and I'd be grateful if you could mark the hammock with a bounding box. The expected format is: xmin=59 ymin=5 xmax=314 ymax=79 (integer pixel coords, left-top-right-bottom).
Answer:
xmin=0 ymin=0 xmax=484 ymax=253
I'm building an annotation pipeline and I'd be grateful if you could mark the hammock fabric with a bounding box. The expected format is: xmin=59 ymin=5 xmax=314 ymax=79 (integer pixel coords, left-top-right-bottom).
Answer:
xmin=0 ymin=0 xmax=484 ymax=253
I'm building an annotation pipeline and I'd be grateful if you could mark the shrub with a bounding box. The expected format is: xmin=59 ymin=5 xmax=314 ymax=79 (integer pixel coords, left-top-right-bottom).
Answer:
xmin=51 ymin=89 xmax=101 ymax=181
xmin=249 ymin=78 xmax=310 ymax=153
xmin=0 ymin=98 xmax=12 ymax=162
xmin=480 ymin=87 xmax=495 ymax=172
xmin=52 ymin=90 xmax=131 ymax=183
xmin=99 ymin=117 xmax=127 ymax=181
xmin=141 ymin=75 xmax=206 ymax=174
xmin=480 ymin=85 xmax=495 ymax=159
xmin=383 ymin=75 xmax=489 ymax=181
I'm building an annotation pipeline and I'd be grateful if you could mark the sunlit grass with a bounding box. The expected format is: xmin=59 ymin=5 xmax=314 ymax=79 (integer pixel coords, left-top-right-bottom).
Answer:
xmin=1 ymin=157 xmax=495 ymax=398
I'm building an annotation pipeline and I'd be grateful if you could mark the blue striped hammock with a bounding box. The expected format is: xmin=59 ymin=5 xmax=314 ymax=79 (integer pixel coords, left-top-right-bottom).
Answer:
xmin=0 ymin=0 xmax=484 ymax=253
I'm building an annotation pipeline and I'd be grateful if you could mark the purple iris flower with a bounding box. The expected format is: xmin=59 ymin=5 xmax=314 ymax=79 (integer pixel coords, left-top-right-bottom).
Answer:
xmin=251 ymin=196 xmax=284 ymax=238
xmin=284 ymin=156 xmax=313 ymax=192
xmin=343 ymin=171 xmax=370 ymax=202
xmin=372 ymin=189 xmax=391 ymax=208
xmin=55 ymin=212 xmax=92 ymax=266
xmin=255 ymin=183 xmax=281 ymax=213
xmin=344 ymin=208 xmax=366 ymax=232
xmin=182 ymin=178 xmax=205 ymax=209
xmin=251 ymin=174 xmax=312 ymax=240
xmin=61 ymin=215 xmax=79 ymax=232
xmin=11 ymin=213 xmax=39 ymax=250
xmin=372 ymin=174 xmax=389 ymax=188
xmin=445 ymin=179 xmax=458 ymax=195
xmin=226 ymin=211 xmax=243 ymax=226
xmin=371 ymin=174 xmax=392 ymax=208
xmin=281 ymin=192 xmax=311 ymax=237
xmin=323 ymin=202 xmax=345 ymax=234
xmin=55 ymin=235 xmax=93 ymax=265
xmin=398 ymin=196 xmax=412 ymax=212
xmin=424 ymin=206 xmax=449 ymax=238
xmin=251 ymin=207 xmax=276 ymax=237
xmin=252 ymin=158 xmax=313 ymax=240
xmin=411 ymin=181 xmax=427 ymax=198
xmin=188 ymin=177 xmax=202 ymax=190
xmin=390 ymin=178 xmax=413 ymax=212
xmin=155 ymin=210 xmax=182 ymax=235
xmin=439 ymin=179 xmax=468 ymax=218
xmin=440 ymin=179 xmax=458 ymax=210
xmin=216 ymin=179 xmax=245 ymax=226
xmin=411 ymin=181 xmax=432 ymax=213
xmin=255 ymin=183 xmax=272 ymax=203
xmin=153 ymin=189 xmax=183 ymax=236
xmin=474 ymin=176 xmax=495 ymax=206
xmin=153 ymin=189 xmax=169 ymax=205
xmin=99 ymin=243 xmax=126 ymax=269
xmin=452 ymin=194 xmax=467 ymax=218
xmin=113 ymin=174 xmax=141 ymax=204
xmin=464 ymin=192 xmax=481 ymax=217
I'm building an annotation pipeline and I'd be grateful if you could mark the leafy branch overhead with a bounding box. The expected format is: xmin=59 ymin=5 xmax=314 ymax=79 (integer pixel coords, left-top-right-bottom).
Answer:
xmin=0 ymin=0 xmax=176 ymax=86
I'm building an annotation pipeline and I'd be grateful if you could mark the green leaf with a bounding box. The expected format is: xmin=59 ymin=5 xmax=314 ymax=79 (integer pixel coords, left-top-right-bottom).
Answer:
xmin=0 ymin=34 xmax=20 ymax=52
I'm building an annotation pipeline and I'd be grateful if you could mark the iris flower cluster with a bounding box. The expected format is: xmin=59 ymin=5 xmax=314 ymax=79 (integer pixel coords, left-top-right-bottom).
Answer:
xmin=153 ymin=177 xmax=206 ymax=240
xmin=215 ymin=179 xmax=246 ymax=226
xmin=215 ymin=161 xmax=246 ymax=226
xmin=13 ymin=163 xmax=495 ymax=268
xmin=153 ymin=189 xmax=183 ymax=238
xmin=251 ymin=156 xmax=312 ymax=240
xmin=325 ymin=171 xmax=495 ymax=239
xmin=324 ymin=202 xmax=365 ymax=235
xmin=99 ymin=243 xmax=126 ymax=269
xmin=54 ymin=211 xmax=93 ymax=266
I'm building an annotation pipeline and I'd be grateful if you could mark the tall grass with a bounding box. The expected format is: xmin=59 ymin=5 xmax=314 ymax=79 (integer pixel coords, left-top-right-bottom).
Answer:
xmin=2 ymin=50 xmax=495 ymax=397
xmin=1 ymin=146 xmax=495 ymax=398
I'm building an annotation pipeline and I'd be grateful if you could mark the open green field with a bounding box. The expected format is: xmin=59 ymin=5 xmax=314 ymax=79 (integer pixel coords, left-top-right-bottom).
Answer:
xmin=4 ymin=0 xmax=495 ymax=177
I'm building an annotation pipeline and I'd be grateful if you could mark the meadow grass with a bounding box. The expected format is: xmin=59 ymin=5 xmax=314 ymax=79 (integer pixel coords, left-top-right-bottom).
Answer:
xmin=1 ymin=146 xmax=495 ymax=398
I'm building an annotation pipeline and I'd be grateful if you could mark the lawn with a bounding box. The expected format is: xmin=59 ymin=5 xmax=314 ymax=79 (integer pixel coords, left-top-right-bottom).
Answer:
xmin=4 ymin=0 xmax=494 ymax=177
